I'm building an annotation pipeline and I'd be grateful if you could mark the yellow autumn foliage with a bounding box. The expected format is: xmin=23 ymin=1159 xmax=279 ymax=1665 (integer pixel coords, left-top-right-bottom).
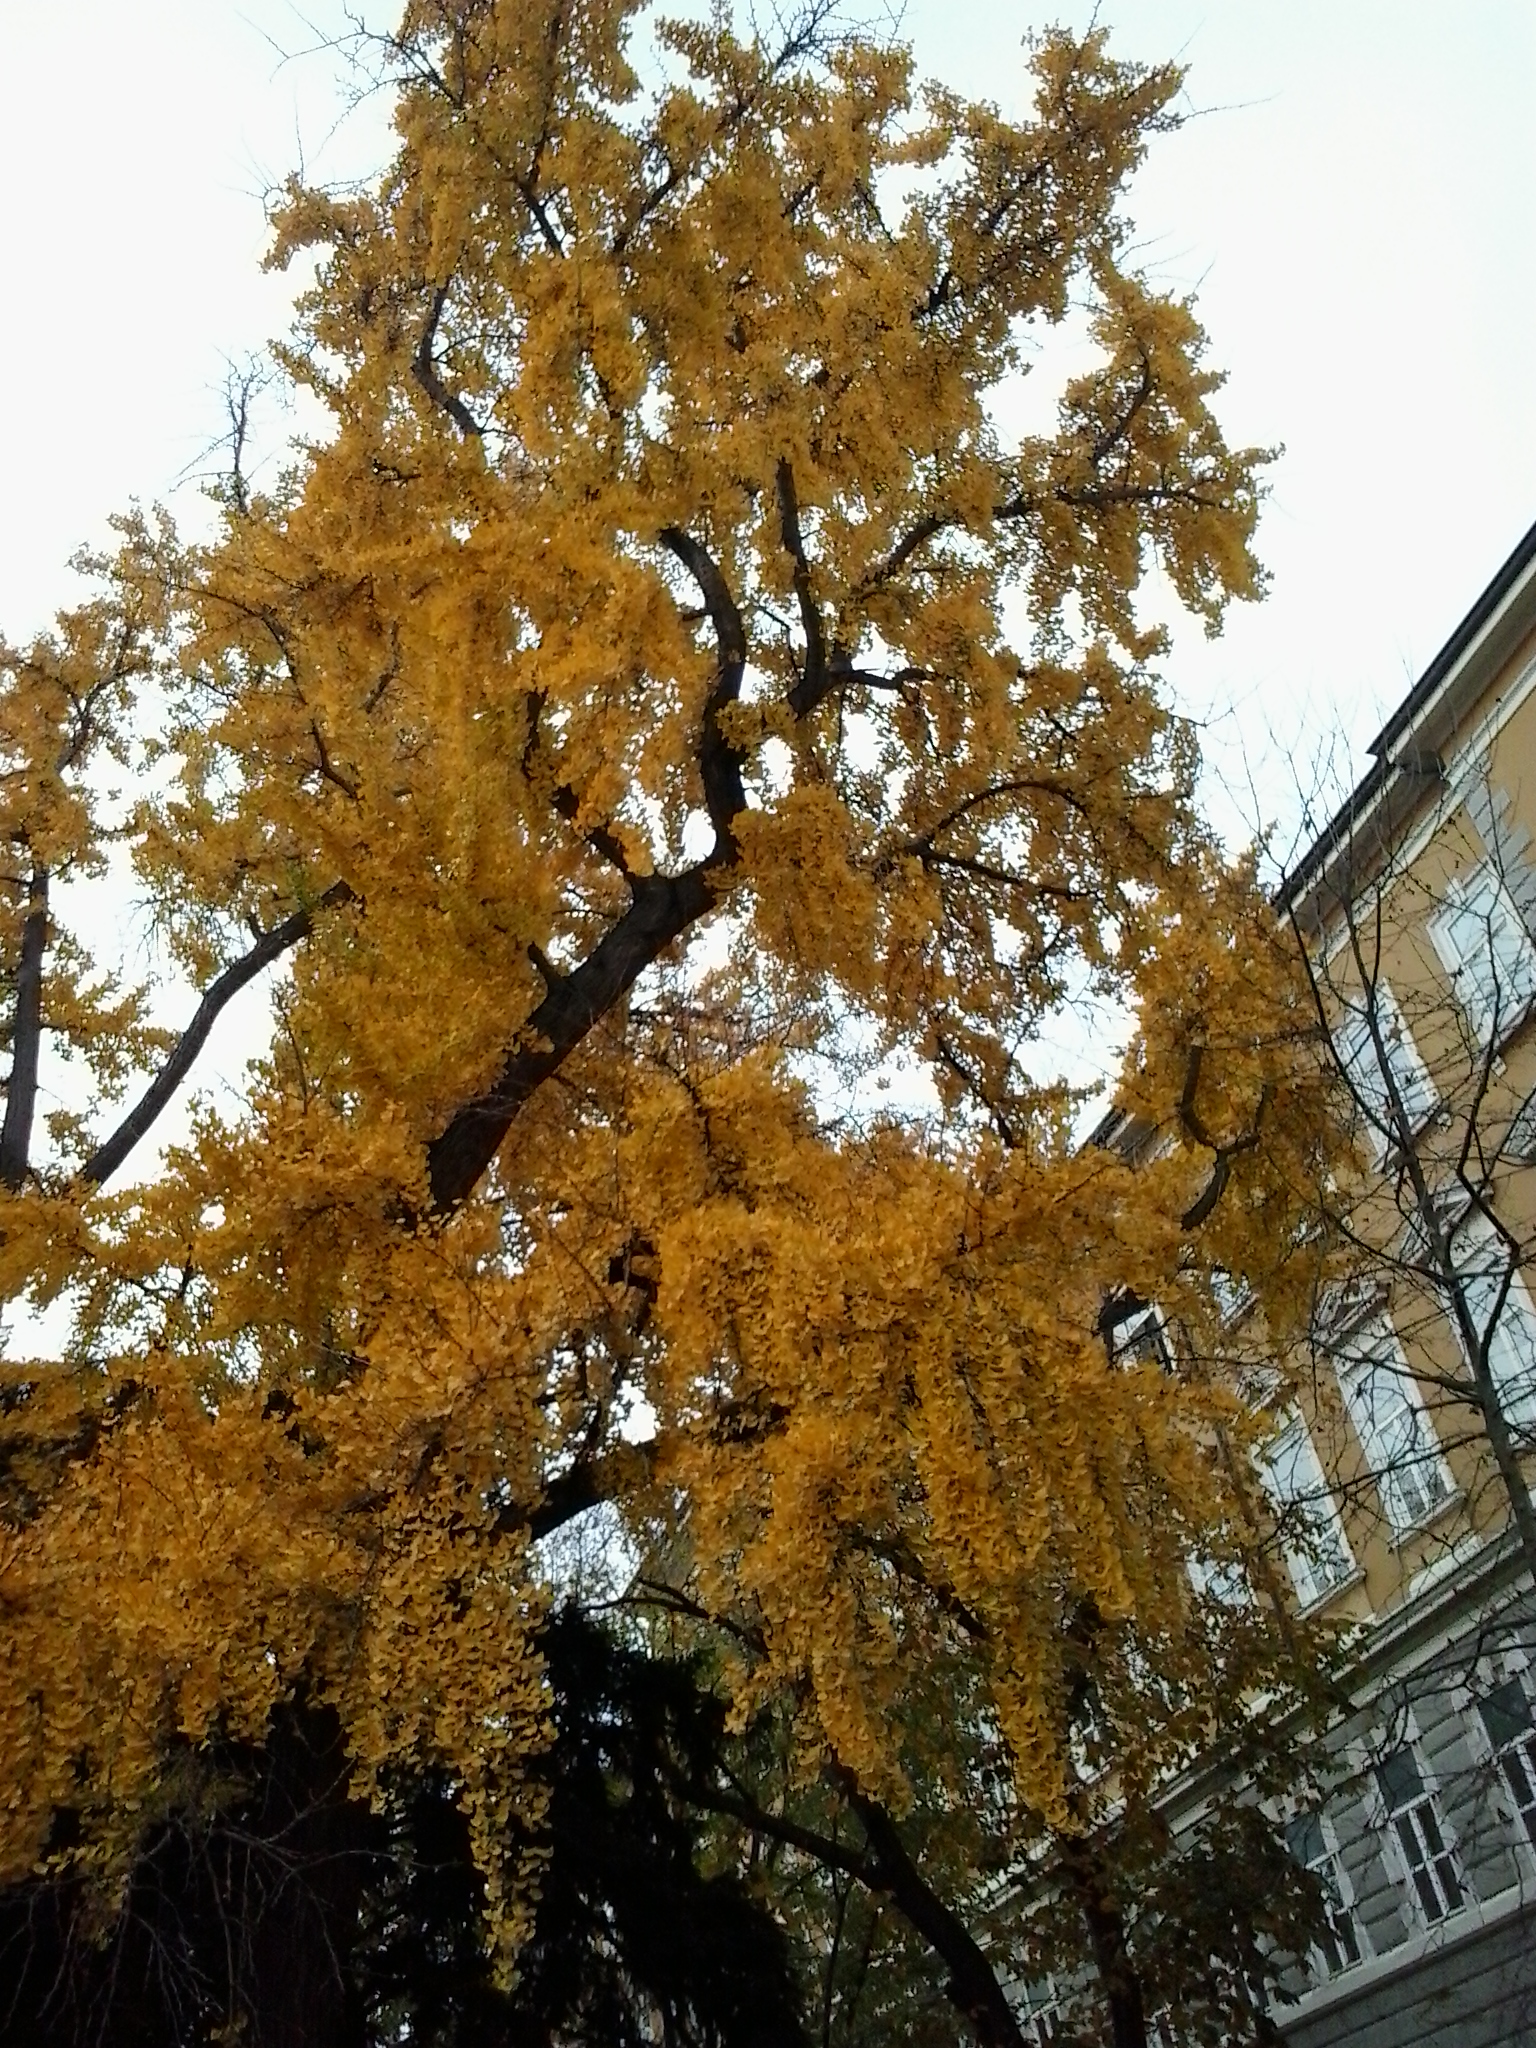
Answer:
xmin=0 ymin=0 xmax=1335 ymax=1963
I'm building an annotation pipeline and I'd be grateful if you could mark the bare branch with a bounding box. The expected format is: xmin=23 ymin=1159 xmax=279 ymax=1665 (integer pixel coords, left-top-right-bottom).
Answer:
xmin=82 ymin=883 xmax=357 ymax=1191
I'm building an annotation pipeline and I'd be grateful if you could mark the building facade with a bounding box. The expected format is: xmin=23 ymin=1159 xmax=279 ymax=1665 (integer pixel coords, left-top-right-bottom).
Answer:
xmin=1264 ymin=519 xmax=1536 ymax=2048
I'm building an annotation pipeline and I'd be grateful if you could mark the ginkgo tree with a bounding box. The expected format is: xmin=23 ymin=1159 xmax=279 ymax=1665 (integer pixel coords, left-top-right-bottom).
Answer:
xmin=0 ymin=4 xmax=1343 ymax=2044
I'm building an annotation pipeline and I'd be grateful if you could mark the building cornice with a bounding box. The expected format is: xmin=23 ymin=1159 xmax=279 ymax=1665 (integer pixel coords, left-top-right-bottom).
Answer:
xmin=1278 ymin=512 xmax=1536 ymax=936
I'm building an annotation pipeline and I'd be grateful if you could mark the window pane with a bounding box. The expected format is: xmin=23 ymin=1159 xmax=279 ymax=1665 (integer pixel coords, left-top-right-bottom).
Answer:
xmin=1378 ymin=1747 xmax=1425 ymax=1812
xmin=1451 ymin=1219 xmax=1536 ymax=1435
xmin=1329 ymin=1907 xmax=1361 ymax=1968
xmin=1500 ymin=1742 xmax=1536 ymax=1847
xmin=1287 ymin=1812 xmax=1325 ymax=1865
xmin=1259 ymin=1419 xmax=1354 ymax=1602
xmin=1335 ymin=995 xmax=1441 ymax=1155
xmin=1286 ymin=1810 xmax=1366 ymax=1975
xmin=1335 ymin=1322 xmax=1450 ymax=1531
xmin=1335 ymin=982 xmax=1435 ymax=1144
xmin=1502 ymin=1747 xmax=1536 ymax=1808
xmin=1106 ymin=1302 xmax=1172 ymax=1372
xmin=1479 ymin=1677 xmax=1533 ymax=1752
xmin=1434 ymin=865 xmax=1536 ymax=1040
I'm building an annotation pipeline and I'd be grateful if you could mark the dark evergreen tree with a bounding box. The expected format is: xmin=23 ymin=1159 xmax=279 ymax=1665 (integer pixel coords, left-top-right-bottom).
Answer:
xmin=0 ymin=1610 xmax=806 ymax=2048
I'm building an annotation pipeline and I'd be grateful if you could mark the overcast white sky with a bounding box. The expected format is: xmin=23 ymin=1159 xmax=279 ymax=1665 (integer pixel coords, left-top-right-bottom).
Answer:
xmin=2 ymin=0 xmax=1533 ymax=856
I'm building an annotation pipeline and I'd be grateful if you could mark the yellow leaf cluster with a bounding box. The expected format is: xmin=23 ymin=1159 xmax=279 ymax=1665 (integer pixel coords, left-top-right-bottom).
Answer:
xmin=0 ymin=0 xmax=1329 ymax=1959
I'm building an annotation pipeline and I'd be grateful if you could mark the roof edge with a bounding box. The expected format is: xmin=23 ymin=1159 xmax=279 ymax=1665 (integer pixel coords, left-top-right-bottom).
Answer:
xmin=1278 ymin=510 xmax=1536 ymax=912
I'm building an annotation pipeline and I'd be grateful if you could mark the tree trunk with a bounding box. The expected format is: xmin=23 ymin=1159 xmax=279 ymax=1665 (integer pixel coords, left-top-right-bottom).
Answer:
xmin=235 ymin=1704 xmax=372 ymax=2048
xmin=0 ymin=865 xmax=48 ymax=1191
xmin=847 ymin=1787 xmax=1030 ymax=2048
xmin=1060 ymin=1839 xmax=1149 ymax=2048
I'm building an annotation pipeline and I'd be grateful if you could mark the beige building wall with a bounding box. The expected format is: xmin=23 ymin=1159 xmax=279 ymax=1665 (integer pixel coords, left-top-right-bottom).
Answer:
xmin=1261 ymin=525 xmax=1536 ymax=2048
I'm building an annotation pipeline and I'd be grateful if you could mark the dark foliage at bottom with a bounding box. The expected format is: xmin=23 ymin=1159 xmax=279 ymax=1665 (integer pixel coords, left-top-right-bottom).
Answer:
xmin=0 ymin=1610 xmax=806 ymax=2048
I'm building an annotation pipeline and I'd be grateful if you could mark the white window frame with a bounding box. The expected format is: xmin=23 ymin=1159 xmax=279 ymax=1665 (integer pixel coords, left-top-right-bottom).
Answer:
xmin=1448 ymin=1211 xmax=1536 ymax=1444
xmin=1257 ymin=1415 xmax=1356 ymax=1608
xmin=1503 ymin=1082 xmax=1536 ymax=1163
xmin=1428 ymin=859 xmax=1536 ymax=1045
xmin=1105 ymin=1300 xmax=1173 ymax=1373
xmin=1286 ymin=1808 xmax=1369 ymax=1977
xmin=1017 ymin=1978 xmax=1062 ymax=2046
xmin=1186 ymin=1548 xmax=1252 ymax=1608
xmin=1373 ymin=1741 xmax=1467 ymax=1927
xmin=1475 ymin=1674 xmax=1536 ymax=1854
xmin=1332 ymin=980 xmax=1437 ymax=1162
xmin=1332 ymin=1317 xmax=1454 ymax=1534
xmin=1210 ymin=1267 xmax=1255 ymax=1325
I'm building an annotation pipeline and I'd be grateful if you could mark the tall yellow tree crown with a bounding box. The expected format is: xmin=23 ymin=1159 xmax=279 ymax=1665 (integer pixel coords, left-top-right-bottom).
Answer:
xmin=0 ymin=0 xmax=1325 ymax=1963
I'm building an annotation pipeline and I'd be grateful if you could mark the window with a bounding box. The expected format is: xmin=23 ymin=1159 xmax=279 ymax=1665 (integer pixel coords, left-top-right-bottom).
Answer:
xmin=1211 ymin=1268 xmax=1254 ymax=1323
xmin=1333 ymin=1318 xmax=1453 ymax=1532
xmin=1186 ymin=1547 xmax=1252 ymax=1608
xmin=1332 ymin=980 xmax=1436 ymax=1159
xmin=1429 ymin=862 xmax=1536 ymax=1043
xmin=1017 ymin=1982 xmax=1061 ymax=2046
xmin=1478 ymin=1677 xmax=1536 ymax=1851
xmin=1258 ymin=1418 xmax=1356 ymax=1607
xmin=1503 ymin=1082 xmax=1536 ymax=1162
xmin=1105 ymin=1300 xmax=1173 ymax=1373
xmin=1448 ymin=1213 xmax=1536 ymax=1443
xmin=1375 ymin=1746 xmax=1465 ymax=1923
xmin=1286 ymin=1811 xmax=1366 ymax=1974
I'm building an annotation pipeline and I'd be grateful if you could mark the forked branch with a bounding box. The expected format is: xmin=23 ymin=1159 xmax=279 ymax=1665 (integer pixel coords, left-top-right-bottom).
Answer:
xmin=1177 ymin=1044 xmax=1273 ymax=1232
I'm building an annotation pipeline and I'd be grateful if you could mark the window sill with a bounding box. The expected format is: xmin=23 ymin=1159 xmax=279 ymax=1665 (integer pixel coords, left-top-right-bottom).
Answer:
xmin=1273 ymin=1878 xmax=1529 ymax=2027
xmin=1295 ymin=1564 xmax=1365 ymax=1618
xmin=1376 ymin=1104 xmax=1441 ymax=1173
xmin=1387 ymin=1486 xmax=1465 ymax=1553
xmin=1489 ymin=990 xmax=1536 ymax=1065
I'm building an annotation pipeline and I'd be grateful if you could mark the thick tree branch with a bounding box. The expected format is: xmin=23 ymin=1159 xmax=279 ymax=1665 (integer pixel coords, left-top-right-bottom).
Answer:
xmin=512 ymin=1439 xmax=656 ymax=1542
xmin=1087 ymin=345 xmax=1155 ymax=468
xmin=412 ymin=284 xmax=483 ymax=438
xmin=659 ymin=525 xmax=749 ymax=848
xmin=689 ymin=1781 xmax=881 ymax=1889
xmin=424 ymin=537 xmax=758 ymax=1211
xmin=840 ymin=1781 xmax=1029 ymax=2048
xmin=546 ymin=775 xmax=638 ymax=878
xmin=776 ymin=460 xmax=829 ymax=715
xmin=427 ymin=865 xmax=716 ymax=1211
xmin=1177 ymin=1046 xmax=1273 ymax=1231
xmin=82 ymin=883 xmax=356 ymax=1191
xmin=859 ymin=511 xmax=955 ymax=595
xmin=1058 ymin=1836 xmax=1149 ymax=2048
xmin=0 ymin=865 xmax=49 ymax=1191
xmin=848 ymin=1530 xmax=991 ymax=1642
xmin=691 ymin=1765 xmax=1026 ymax=2048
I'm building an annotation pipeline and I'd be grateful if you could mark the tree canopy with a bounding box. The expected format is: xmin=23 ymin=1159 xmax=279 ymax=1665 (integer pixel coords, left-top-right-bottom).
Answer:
xmin=0 ymin=4 xmax=1341 ymax=2041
